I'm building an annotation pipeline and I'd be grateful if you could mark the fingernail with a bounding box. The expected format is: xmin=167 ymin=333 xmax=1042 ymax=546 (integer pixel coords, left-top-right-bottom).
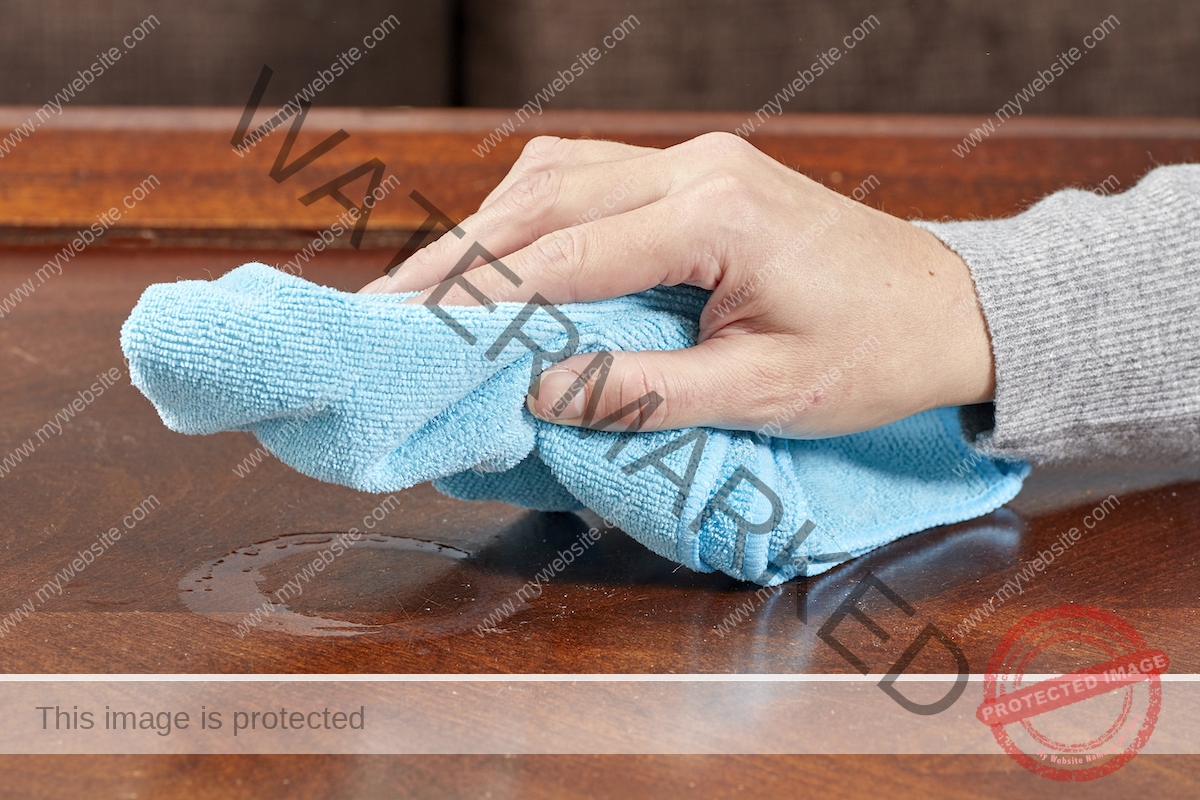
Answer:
xmin=528 ymin=369 xmax=586 ymax=422
xmin=358 ymin=276 xmax=388 ymax=294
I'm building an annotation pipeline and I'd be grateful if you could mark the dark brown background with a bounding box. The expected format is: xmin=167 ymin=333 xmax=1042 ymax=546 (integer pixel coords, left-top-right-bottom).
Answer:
xmin=1 ymin=0 xmax=1197 ymax=114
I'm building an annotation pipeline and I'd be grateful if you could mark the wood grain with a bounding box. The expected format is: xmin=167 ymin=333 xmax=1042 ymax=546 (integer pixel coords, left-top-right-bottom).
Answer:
xmin=1 ymin=110 xmax=1197 ymax=796
xmin=1 ymin=108 xmax=1198 ymax=250
xmin=2 ymin=754 xmax=1199 ymax=799
xmin=1 ymin=247 xmax=1195 ymax=676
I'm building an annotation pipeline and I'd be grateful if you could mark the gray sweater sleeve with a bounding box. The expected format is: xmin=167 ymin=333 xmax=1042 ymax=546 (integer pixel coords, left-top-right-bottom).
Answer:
xmin=912 ymin=165 xmax=1200 ymax=467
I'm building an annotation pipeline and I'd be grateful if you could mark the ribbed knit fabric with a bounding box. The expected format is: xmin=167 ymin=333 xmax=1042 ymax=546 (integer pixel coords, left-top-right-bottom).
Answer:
xmin=120 ymin=263 xmax=1027 ymax=585
xmin=913 ymin=164 xmax=1200 ymax=466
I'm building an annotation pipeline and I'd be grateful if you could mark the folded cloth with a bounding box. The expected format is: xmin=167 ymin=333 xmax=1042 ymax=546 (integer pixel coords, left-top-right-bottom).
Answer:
xmin=120 ymin=263 xmax=1028 ymax=585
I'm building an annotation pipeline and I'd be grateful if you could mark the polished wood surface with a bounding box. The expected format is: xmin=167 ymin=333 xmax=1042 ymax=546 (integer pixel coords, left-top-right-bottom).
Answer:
xmin=1 ymin=247 xmax=1197 ymax=675
xmin=1 ymin=109 xmax=1197 ymax=795
xmin=5 ymin=755 xmax=1200 ymax=799
xmin=2 ymin=108 xmax=1199 ymax=248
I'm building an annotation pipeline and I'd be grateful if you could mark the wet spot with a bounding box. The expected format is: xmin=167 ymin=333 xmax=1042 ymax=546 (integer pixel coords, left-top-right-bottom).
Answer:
xmin=178 ymin=531 xmax=515 ymax=640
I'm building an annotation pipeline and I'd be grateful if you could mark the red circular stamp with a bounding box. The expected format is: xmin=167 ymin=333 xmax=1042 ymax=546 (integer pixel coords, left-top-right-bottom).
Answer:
xmin=977 ymin=605 xmax=1167 ymax=781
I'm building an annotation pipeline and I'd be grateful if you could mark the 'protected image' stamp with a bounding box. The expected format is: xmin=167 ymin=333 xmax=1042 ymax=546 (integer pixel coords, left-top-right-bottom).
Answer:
xmin=978 ymin=604 xmax=1168 ymax=781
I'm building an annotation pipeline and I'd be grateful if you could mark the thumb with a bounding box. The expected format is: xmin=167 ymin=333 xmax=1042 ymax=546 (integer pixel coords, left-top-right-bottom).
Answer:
xmin=525 ymin=339 xmax=756 ymax=433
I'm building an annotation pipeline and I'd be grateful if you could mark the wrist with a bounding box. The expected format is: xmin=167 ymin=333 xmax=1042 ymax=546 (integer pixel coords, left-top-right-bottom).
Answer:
xmin=920 ymin=227 xmax=996 ymax=409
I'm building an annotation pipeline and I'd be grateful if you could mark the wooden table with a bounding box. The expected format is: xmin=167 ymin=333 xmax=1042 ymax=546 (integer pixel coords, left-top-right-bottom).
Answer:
xmin=1 ymin=108 xmax=1198 ymax=797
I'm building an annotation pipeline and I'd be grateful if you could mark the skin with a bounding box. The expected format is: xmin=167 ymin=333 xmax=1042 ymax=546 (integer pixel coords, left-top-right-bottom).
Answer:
xmin=360 ymin=132 xmax=995 ymax=439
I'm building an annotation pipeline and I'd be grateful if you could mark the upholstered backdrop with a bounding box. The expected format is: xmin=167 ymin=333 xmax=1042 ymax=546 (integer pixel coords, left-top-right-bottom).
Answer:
xmin=2 ymin=0 xmax=1196 ymax=114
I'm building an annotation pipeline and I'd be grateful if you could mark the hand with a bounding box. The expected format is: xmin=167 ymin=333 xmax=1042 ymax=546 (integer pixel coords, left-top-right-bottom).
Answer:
xmin=359 ymin=133 xmax=995 ymax=439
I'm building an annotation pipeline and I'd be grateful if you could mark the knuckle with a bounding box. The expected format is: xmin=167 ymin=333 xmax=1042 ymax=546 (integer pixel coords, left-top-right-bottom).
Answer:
xmin=691 ymin=169 xmax=757 ymax=211
xmin=635 ymin=362 xmax=671 ymax=421
xmin=618 ymin=358 xmax=683 ymax=430
xmin=529 ymin=227 xmax=586 ymax=286
xmin=592 ymin=360 xmax=662 ymax=430
xmin=624 ymin=360 xmax=658 ymax=406
xmin=504 ymin=168 xmax=562 ymax=217
xmin=697 ymin=130 xmax=752 ymax=156
xmin=684 ymin=167 xmax=771 ymax=240
xmin=517 ymin=135 xmax=568 ymax=169
xmin=404 ymin=233 xmax=447 ymax=269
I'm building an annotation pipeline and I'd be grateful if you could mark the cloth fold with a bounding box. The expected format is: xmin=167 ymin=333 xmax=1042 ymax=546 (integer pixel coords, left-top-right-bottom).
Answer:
xmin=120 ymin=263 xmax=1027 ymax=585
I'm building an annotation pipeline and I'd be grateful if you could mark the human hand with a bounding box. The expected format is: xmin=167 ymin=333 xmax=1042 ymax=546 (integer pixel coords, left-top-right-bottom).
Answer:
xmin=359 ymin=133 xmax=994 ymax=439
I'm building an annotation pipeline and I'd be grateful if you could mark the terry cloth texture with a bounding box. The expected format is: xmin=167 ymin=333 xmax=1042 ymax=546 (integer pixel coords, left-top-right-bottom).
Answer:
xmin=913 ymin=164 xmax=1200 ymax=467
xmin=121 ymin=263 xmax=1027 ymax=585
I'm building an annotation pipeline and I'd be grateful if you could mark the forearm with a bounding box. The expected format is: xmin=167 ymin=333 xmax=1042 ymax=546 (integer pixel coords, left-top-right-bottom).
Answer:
xmin=913 ymin=164 xmax=1200 ymax=466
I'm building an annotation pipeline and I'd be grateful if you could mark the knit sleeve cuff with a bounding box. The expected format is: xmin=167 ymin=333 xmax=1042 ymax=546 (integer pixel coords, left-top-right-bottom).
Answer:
xmin=911 ymin=165 xmax=1200 ymax=467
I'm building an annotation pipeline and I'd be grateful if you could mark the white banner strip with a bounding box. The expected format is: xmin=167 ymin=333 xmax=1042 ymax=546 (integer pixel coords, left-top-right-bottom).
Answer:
xmin=0 ymin=678 xmax=1193 ymax=755
xmin=5 ymin=673 xmax=1200 ymax=682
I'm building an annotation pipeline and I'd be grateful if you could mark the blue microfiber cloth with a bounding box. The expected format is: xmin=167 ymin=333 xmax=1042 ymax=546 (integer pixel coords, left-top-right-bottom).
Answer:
xmin=120 ymin=263 xmax=1028 ymax=585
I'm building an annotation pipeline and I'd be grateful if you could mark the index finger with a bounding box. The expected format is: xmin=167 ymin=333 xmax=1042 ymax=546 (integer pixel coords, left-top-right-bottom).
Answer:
xmin=359 ymin=137 xmax=659 ymax=296
xmin=404 ymin=195 xmax=716 ymax=311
